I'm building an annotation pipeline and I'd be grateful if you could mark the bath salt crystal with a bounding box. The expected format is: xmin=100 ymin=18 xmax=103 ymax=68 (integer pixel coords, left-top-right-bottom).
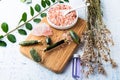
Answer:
xmin=31 ymin=23 xmax=52 ymax=36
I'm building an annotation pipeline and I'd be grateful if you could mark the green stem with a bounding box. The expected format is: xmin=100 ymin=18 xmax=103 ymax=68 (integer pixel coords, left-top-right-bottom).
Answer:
xmin=87 ymin=0 xmax=102 ymax=29
xmin=3 ymin=1 xmax=59 ymax=37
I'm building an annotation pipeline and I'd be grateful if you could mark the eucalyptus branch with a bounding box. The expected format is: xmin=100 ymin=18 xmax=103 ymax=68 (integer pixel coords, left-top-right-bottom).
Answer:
xmin=3 ymin=1 xmax=59 ymax=38
xmin=0 ymin=0 xmax=69 ymax=46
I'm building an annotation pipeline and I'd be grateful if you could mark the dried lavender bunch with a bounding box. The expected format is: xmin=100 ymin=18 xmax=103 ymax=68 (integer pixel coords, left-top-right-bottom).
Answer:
xmin=81 ymin=0 xmax=117 ymax=77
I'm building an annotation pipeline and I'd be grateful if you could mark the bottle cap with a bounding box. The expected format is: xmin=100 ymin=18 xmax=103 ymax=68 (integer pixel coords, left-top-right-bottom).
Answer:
xmin=73 ymin=54 xmax=80 ymax=58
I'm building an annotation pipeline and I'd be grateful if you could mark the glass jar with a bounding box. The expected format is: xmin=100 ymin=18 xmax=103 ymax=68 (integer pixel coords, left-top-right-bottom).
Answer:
xmin=72 ymin=54 xmax=82 ymax=80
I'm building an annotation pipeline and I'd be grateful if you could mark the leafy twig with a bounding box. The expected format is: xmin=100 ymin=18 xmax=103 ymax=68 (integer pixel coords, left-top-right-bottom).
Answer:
xmin=0 ymin=0 xmax=69 ymax=46
xmin=2 ymin=1 xmax=59 ymax=38
xmin=0 ymin=0 xmax=64 ymax=47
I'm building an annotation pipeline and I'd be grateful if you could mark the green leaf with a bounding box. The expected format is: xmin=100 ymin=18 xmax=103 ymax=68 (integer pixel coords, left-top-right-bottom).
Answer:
xmin=25 ymin=23 xmax=32 ymax=30
xmin=51 ymin=0 xmax=55 ymax=3
xmin=30 ymin=48 xmax=41 ymax=62
xmin=0 ymin=35 xmax=4 ymax=39
xmin=33 ymin=18 xmax=41 ymax=23
xmin=34 ymin=4 xmax=41 ymax=12
xmin=0 ymin=40 xmax=7 ymax=47
xmin=30 ymin=6 xmax=34 ymax=16
xmin=1 ymin=22 xmax=9 ymax=33
xmin=59 ymin=1 xmax=64 ymax=3
xmin=41 ymin=0 xmax=46 ymax=8
xmin=18 ymin=29 xmax=27 ymax=35
xmin=41 ymin=13 xmax=47 ymax=18
xmin=45 ymin=0 xmax=51 ymax=6
xmin=20 ymin=0 xmax=26 ymax=3
xmin=26 ymin=0 xmax=32 ymax=4
xmin=64 ymin=0 xmax=69 ymax=2
xmin=21 ymin=12 xmax=27 ymax=22
xmin=19 ymin=12 xmax=27 ymax=23
xmin=7 ymin=34 xmax=16 ymax=43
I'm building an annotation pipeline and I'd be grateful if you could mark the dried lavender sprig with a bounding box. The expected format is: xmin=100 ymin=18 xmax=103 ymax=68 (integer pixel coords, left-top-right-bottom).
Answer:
xmin=81 ymin=0 xmax=117 ymax=77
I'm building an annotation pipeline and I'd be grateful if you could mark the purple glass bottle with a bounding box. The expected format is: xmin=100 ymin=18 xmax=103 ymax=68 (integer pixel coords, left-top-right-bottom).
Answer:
xmin=72 ymin=54 xmax=82 ymax=79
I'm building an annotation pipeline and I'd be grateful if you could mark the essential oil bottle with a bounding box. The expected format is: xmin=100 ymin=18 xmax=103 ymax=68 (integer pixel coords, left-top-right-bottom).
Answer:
xmin=72 ymin=54 xmax=82 ymax=80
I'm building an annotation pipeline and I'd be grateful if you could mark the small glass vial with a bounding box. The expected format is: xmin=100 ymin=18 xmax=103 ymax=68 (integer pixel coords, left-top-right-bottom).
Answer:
xmin=72 ymin=54 xmax=82 ymax=80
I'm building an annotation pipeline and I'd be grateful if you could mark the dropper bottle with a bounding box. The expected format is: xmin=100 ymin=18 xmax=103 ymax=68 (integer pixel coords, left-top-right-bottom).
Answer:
xmin=72 ymin=54 xmax=82 ymax=80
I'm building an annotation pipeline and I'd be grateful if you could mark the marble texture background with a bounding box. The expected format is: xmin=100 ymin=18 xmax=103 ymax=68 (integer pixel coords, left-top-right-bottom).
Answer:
xmin=0 ymin=0 xmax=120 ymax=80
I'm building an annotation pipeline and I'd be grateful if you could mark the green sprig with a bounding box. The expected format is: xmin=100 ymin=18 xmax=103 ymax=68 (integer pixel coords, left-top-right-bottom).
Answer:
xmin=0 ymin=0 xmax=69 ymax=47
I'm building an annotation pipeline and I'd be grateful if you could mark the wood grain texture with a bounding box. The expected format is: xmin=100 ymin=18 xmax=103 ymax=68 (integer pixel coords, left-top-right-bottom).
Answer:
xmin=20 ymin=17 xmax=86 ymax=73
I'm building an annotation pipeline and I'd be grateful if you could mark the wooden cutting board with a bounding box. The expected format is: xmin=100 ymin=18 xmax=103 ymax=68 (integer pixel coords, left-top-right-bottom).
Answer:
xmin=20 ymin=17 xmax=86 ymax=73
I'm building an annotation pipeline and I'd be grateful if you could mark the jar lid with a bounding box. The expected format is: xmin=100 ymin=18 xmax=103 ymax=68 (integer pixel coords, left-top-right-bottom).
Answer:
xmin=73 ymin=54 xmax=80 ymax=57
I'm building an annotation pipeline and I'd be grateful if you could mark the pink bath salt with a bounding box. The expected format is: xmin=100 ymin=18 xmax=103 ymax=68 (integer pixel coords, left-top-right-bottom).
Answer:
xmin=48 ymin=4 xmax=77 ymax=27
xmin=31 ymin=23 xmax=52 ymax=36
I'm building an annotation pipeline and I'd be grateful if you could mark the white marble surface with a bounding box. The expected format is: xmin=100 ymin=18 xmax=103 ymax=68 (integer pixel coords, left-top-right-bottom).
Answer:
xmin=0 ymin=0 xmax=120 ymax=80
